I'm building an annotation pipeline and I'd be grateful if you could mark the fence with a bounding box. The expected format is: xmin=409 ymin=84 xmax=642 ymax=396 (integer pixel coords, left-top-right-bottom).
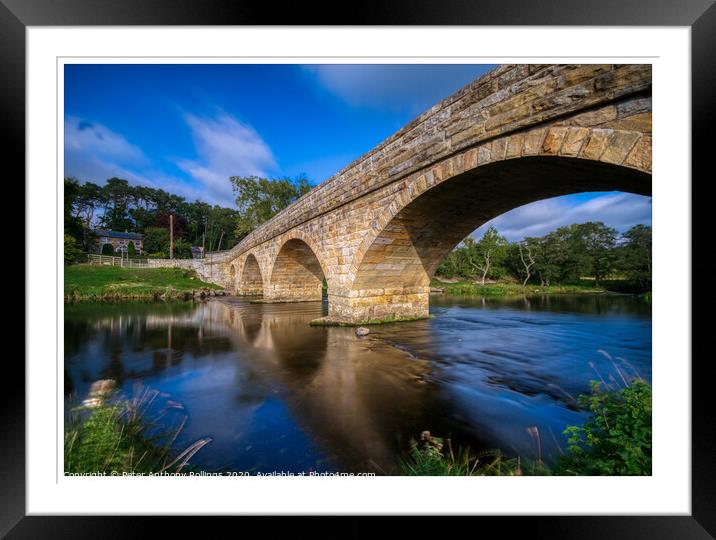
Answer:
xmin=87 ymin=254 xmax=149 ymax=268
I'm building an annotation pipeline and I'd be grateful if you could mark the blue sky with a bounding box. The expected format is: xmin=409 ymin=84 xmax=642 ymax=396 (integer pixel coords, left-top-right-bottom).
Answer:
xmin=64 ymin=64 xmax=651 ymax=241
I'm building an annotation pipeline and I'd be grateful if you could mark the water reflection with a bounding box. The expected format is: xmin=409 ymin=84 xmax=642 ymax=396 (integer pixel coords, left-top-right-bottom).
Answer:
xmin=64 ymin=293 xmax=651 ymax=473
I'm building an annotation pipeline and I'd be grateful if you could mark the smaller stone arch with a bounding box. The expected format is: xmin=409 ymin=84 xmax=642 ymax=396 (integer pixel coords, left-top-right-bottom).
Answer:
xmin=266 ymin=237 xmax=325 ymax=302
xmin=238 ymin=253 xmax=264 ymax=296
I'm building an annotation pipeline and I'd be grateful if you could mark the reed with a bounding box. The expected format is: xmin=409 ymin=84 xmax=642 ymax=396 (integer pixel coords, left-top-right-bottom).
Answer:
xmin=65 ymin=383 xmax=211 ymax=475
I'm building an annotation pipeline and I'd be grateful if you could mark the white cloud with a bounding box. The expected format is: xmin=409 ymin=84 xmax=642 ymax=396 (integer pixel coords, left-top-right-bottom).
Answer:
xmin=65 ymin=117 xmax=146 ymax=165
xmin=177 ymin=112 xmax=277 ymax=206
xmin=472 ymin=192 xmax=652 ymax=241
xmin=64 ymin=113 xmax=277 ymax=207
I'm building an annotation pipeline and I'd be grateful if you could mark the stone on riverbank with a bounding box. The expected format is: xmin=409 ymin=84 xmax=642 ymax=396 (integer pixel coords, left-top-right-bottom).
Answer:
xmin=355 ymin=327 xmax=370 ymax=337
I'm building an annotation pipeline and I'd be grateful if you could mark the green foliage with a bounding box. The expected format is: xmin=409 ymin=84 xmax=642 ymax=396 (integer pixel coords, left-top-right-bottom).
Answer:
xmin=438 ymin=221 xmax=649 ymax=292
xmin=143 ymin=227 xmax=169 ymax=254
xmin=556 ymin=380 xmax=652 ymax=476
xmin=65 ymin=177 xmax=243 ymax=252
xmin=431 ymin=278 xmax=604 ymax=296
xmin=400 ymin=432 xmax=548 ymax=476
xmin=127 ymin=241 xmax=136 ymax=257
xmin=100 ymin=177 xmax=135 ymax=231
xmin=172 ymin=238 xmax=193 ymax=259
xmin=65 ymin=388 xmax=210 ymax=474
xmin=577 ymin=222 xmax=618 ymax=286
xmin=101 ymin=243 xmax=115 ymax=256
xmin=436 ymin=226 xmax=508 ymax=283
xmin=148 ymin=252 xmax=168 ymax=259
xmin=64 ymin=234 xmax=85 ymax=265
xmin=231 ymin=175 xmax=313 ymax=238
xmin=141 ymin=227 xmax=192 ymax=259
xmin=617 ymin=225 xmax=652 ymax=291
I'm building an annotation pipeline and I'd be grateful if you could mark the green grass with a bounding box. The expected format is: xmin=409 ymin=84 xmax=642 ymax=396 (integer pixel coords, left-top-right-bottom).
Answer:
xmin=65 ymin=387 xmax=211 ymax=475
xmin=64 ymin=264 xmax=222 ymax=303
xmin=431 ymin=278 xmax=608 ymax=297
xmin=399 ymin=432 xmax=549 ymax=476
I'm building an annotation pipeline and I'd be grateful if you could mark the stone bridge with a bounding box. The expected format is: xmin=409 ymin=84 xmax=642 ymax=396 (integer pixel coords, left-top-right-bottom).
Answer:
xmin=189 ymin=64 xmax=652 ymax=324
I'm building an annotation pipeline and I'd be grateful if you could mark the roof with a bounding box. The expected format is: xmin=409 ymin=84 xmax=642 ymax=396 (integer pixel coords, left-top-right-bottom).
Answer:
xmin=93 ymin=229 xmax=144 ymax=240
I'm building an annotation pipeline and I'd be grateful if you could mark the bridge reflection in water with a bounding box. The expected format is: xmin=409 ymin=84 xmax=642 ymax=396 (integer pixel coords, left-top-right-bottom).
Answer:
xmin=65 ymin=299 xmax=446 ymax=474
xmin=64 ymin=294 xmax=651 ymax=474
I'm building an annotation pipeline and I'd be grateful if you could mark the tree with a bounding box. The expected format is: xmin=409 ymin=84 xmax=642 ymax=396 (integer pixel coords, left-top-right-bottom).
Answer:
xmin=143 ymin=227 xmax=170 ymax=255
xmin=64 ymin=234 xmax=84 ymax=265
xmin=517 ymin=240 xmax=537 ymax=287
xmin=230 ymin=175 xmax=313 ymax=239
xmin=100 ymin=177 xmax=134 ymax=231
xmin=530 ymin=233 xmax=564 ymax=286
xmin=172 ymin=238 xmax=193 ymax=259
xmin=127 ymin=241 xmax=136 ymax=258
xmin=576 ymin=222 xmax=618 ymax=286
xmin=155 ymin=211 xmax=188 ymax=239
xmin=618 ymin=225 xmax=652 ymax=290
xmin=101 ymin=243 xmax=115 ymax=255
xmin=74 ymin=182 xmax=105 ymax=227
xmin=64 ymin=178 xmax=84 ymax=240
xmin=465 ymin=226 xmax=508 ymax=285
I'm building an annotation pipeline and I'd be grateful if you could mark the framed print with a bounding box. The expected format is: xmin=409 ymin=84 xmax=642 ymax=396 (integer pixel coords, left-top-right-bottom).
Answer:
xmin=5 ymin=0 xmax=711 ymax=536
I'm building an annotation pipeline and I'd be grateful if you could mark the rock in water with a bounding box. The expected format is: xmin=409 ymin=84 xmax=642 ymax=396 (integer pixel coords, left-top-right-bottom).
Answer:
xmin=82 ymin=379 xmax=116 ymax=408
xmin=355 ymin=327 xmax=370 ymax=337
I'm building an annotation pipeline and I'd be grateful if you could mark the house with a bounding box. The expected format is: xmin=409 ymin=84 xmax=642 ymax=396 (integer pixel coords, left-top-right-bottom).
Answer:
xmin=93 ymin=229 xmax=144 ymax=254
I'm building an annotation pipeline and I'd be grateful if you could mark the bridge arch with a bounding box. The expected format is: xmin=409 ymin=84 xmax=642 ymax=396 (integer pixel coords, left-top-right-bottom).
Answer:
xmin=267 ymin=236 xmax=327 ymax=302
xmin=333 ymin=130 xmax=650 ymax=322
xmin=237 ymin=253 xmax=265 ymax=296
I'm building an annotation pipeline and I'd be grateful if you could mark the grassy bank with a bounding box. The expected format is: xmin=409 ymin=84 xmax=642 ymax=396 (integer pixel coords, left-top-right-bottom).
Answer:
xmin=431 ymin=278 xmax=607 ymax=297
xmin=64 ymin=264 xmax=222 ymax=303
xmin=401 ymin=379 xmax=652 ymax=476
xmin=65 ymin=384 xmax=210 ymax=475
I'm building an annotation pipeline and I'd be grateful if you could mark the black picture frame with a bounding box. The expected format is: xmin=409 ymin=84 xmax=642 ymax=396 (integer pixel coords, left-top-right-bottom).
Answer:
xmin=5 ymin=0 xmax=710 ymax=536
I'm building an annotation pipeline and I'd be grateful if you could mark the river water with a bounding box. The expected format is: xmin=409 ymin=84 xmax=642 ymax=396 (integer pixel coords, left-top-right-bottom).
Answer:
xmin=64 ymin=294 xmax=651 ymax=474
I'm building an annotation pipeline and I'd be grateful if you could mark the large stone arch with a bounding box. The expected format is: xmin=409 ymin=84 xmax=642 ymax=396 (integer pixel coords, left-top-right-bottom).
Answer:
xmin=266 ymin=236 xmax=327 ymax=302
xmin=329 ymin=126 xmax=651 ymax=322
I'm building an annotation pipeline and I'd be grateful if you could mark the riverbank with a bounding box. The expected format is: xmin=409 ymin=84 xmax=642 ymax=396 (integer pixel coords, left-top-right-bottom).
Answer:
xmin=64 ymin=264 xmax=223 ymax=303
xmin=401 ymin=379 xmax=652 ymax=476
xmin=431 ymin=278 xmax=612 ymax=296
xmin=65 ymin=382 xmax=210 ymax=474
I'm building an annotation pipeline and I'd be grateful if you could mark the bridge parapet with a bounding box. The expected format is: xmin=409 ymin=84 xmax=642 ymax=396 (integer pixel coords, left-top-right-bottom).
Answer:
xmin=228 ymin=64 xmax=651 ymax=259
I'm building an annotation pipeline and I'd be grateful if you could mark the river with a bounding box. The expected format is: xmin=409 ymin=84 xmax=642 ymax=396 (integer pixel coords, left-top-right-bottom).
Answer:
xmin=64 ymin=294 xmax=651 ymax=474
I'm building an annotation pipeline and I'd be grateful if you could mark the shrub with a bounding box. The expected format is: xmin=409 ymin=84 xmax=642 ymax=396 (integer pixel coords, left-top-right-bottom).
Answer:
xmin=555 ymin=380 xmax=652 ymax=475
xmin=64 ymin=234 xmax=85 ymax=265
xmin=399 ymin=431 xmax=548 ymax=476
xmin=127 ymin=241 xmax=136 ymax=257
xmin=101 ymin=243 xmax=115 ymax=255
xmin=148 ymin=252 xmax=168 ymax=259
xmin=172 ymin=238 xmax=193 ymax=259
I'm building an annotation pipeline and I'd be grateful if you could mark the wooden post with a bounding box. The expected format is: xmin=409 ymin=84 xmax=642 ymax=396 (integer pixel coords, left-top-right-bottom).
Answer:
xmin=169 ymin=213 xmax=174 ymax=260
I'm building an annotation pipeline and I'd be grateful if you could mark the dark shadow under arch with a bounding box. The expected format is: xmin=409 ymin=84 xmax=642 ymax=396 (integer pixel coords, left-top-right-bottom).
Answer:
xmin=269 ymin=238 xmax=326 ymax=301
xmin=352 ymin=155 xmax=650 ymax=292
xmin=239 ymin=254 xmax=264 ymax=296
